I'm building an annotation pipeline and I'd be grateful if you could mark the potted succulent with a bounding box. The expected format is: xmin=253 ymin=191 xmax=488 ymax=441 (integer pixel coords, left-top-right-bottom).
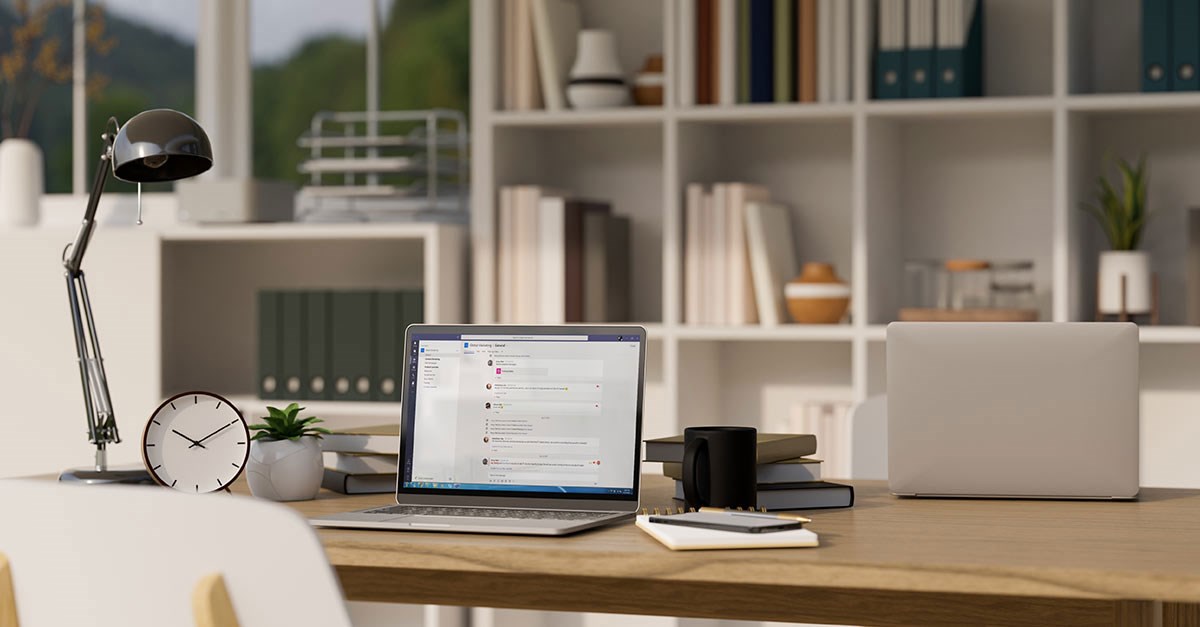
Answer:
xmin=245 ymin=403 xmax=330 ymax=502
xmin=1082 ymin=155 xmax=1154 ymax=316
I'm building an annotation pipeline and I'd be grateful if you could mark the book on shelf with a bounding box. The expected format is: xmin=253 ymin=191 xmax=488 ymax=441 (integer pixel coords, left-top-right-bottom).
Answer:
xmin=662 ymin=456 xmax=822 ymax=483
xmin=682 ymin=0 xmax=852 ymax=106
xmin=323 ymin=452 xmax=400 ymax=475
xmin=672 ymin=479 xmax=854 ymax=511
xmin=531 ymin=0 xmax=581 ymax=111
xmin=509 ymin=0 xmax=544 ymax=110
xmin=644 ymin=433 xmax=817 ymax=464
xmin=745 ymin=201 xmax=799 ymax=326
xmin=322 ymin=468 xmax=398 ymax=495
xmin=322 ymin=424 xmax=400 ymax=455
xmin=497 ymin=185 xmax=628 ymax=323
xmin=725 ymin=183 xmax=771 ymax=325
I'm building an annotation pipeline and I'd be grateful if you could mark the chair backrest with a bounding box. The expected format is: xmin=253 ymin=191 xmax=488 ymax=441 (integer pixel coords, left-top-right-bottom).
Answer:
xmin=848 ymin=395 xmax=888 ymax=480
xmin=0 ymin=480 xmax=352 ymax=627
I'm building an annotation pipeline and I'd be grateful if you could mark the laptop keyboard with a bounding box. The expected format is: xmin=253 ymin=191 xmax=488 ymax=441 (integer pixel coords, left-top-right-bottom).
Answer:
xmin=363 ymin=505 xmax=612 ymax=521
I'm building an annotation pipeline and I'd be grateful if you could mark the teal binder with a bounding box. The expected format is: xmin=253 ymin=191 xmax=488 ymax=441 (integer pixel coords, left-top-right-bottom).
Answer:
xmin=1173 ymin=0 xmax=1198 ymax=90
xmin=401 ymin=290 xmax=425 ymax=330
xmin=875 ymin=50 xmax=906 ymax=99
xmin=257 ymin=290 xmax=281 ymax=400
xmin=331 ymin=291 xmax=375 ymax=402
xmin=374 ymin=291 xmax=400 ymax=402
xmin=279 ymin=292 xmax=305 ymax=400
xmin=1143 ymin=0 xmax=1173 ymax=91
xmin=906 ymin=47 xmax=935 ymax=98
xmin=935 ymin=0 xmax=984 ymax=98
xmin=303 ymin=291 xmax=331 ymax=401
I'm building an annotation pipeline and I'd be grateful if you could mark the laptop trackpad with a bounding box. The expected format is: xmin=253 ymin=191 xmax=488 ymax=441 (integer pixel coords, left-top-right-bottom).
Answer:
xmin=408 ymin=515 xmax=515 ymax=526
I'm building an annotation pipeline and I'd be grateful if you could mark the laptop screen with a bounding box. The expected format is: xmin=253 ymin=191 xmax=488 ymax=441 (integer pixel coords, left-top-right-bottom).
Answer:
xmin=399 ymin=328 xmax=644 ymax=500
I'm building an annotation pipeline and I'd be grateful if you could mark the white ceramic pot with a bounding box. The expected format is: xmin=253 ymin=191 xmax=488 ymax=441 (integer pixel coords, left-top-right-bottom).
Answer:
xmin=246 ymin=437 xmax=323 ymax=501
xmin=0 ymin=138 xmax=44 ymax=227
xmin=1098 ymin=250 xmax=1152 ymax=315
xmin=566 ymin=30 xmax=628 ymax=109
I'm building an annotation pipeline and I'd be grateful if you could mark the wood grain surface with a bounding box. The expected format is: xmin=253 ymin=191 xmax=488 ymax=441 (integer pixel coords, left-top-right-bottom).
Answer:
xmin=257 ymin=476 xmax=1200 ymax=625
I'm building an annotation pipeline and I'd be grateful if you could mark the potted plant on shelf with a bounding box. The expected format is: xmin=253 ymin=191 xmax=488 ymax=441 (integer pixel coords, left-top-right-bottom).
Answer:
xmin=1082 ymin=155 xmax=1154 ymax=319
xmin=245 ymin=403 xmax=330 ymax=502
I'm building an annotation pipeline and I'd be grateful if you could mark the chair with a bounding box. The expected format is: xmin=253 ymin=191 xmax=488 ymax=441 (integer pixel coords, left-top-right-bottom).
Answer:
xmin=0 ymin=480 xmax=353 ymax=627
xmin=848 ymin=395 xmax=888 ymax=480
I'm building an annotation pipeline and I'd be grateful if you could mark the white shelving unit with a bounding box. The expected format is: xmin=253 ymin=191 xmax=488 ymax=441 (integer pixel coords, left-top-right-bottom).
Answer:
xmin=470 ymin=0 xmax=1200 ymax=496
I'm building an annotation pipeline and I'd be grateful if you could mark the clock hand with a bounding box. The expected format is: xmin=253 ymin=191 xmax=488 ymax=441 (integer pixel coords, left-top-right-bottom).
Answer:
xmin=172 ymin=429 xmax=206 ymax=449
xmin=188 ymin=420 xmax=237 ymax=448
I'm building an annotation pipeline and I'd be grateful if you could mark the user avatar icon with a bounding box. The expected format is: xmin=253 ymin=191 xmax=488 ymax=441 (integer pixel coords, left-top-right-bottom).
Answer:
xmin=482 ymin=458 xmax=489 ymax=465
xmin=485 ymin=402 xmax=492 ymax=409
xmin=483 ymin=436 xmax=490 ymax=443
xmin=486 ymin=383 xmax=493 ymax=390
xmin=487 ymin=359 xmax=494 ymax=366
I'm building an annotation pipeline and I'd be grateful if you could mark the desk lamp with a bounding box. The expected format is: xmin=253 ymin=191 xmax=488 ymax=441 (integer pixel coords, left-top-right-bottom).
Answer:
xmin=58 ymin=109 xmax=213 ymax=484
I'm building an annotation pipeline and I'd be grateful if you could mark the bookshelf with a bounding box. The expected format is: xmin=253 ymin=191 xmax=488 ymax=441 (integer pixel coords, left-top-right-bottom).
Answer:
xmin=471 ymin=0 xmax=1200 ymax=508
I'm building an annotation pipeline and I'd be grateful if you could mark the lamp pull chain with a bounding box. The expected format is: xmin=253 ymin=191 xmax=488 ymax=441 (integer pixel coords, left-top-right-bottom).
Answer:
xmin=136 ymin=183 xmax=143 ymax=225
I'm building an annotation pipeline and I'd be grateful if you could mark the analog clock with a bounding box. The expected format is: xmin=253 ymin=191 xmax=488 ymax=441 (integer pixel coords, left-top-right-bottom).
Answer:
xmin=141 ymin=391 xmax=250 ymax=493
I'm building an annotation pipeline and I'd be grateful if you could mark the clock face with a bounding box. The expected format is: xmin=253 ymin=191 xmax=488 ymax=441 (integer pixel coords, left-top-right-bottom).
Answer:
xmin=142 ymin=391 xmax=249 ymax=493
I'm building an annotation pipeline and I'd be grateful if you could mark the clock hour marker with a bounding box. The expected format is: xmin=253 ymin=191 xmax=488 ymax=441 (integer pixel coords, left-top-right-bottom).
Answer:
xmin=195 ymin=484 xmax=199 ymax=492
xmin=170 ymin=402 xmax=176 ymax=410
xmin=194 ymin=395 xmax=198 ymax=404
xmin=171 ymin=479 xmax=177 ymax=487
xmin=216 ymin=401 xmax=222 ymax=410
xmin=146 ymin=443 xmax=155 ymax=447
xmin=151 ymin=419 xmax=160 ymax=426
xmin=231 ymin=462 xmax=240 ymax=468
xmin=237 ymin=441 xmax=246 ymax=445
xmin=152 ymin=464 xmax=161 ymax=471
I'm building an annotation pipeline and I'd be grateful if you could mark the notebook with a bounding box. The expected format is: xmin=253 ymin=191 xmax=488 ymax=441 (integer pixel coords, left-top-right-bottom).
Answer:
xmin=635 ymin=516 xmax=819 ymax=551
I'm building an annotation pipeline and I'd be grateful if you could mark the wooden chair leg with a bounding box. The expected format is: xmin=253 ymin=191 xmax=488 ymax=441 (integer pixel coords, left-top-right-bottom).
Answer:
xmin=1 ymin=553 xmax=18 ymax=627
xmin=193 ymin=573 xmax=240 ymax=627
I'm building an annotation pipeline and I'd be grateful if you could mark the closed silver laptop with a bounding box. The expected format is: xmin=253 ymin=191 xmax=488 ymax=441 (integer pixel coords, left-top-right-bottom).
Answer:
xmin=887 ymin=322 xmax=1139 ymax=500
xmin=311 ymin=325 xmax=646 ymax=535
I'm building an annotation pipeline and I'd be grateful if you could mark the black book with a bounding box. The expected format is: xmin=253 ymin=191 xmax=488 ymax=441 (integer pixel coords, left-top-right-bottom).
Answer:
xmin=321 ymin=468 xmax=397 ymax=495
xmin=755 ymin=481 xmax=854 ymax=511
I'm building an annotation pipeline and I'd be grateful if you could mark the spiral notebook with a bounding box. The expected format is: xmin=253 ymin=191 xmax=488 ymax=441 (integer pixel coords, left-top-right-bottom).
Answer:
xmin=635 ymin=515 xmax=819 ymax=551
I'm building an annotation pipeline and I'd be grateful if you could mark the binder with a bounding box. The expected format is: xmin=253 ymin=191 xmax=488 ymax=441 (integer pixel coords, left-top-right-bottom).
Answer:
xmin=257 ymin=290 xmax=281 ymax=400
xmin=773 ymin=0 xmax=794 ymax=102
xmin=1173 ymin=0 xmax=1198 ymax=90
xmin=935 ymin=0 xmax=983 ymax=98
xmin=331 ymin=291 xmax=375 ymax=402
xmin=279 ymin=291 xmax=305 ymax=400
xmin=1143 ymin=0 xmax=1173 ymax=91
xmin=906 ymin=0 xmax=935 ymax=98
xmin=875 ymin=0 xmax=907 ymax=99
xmin=374 ymin=291 xmax=400 ymax=402
xmin=401 ymin=290 xmax=425 ymax=330
xmin=303 ymin=291 xmax=331 ymax=401
xmin=748 ymin=0 xmax=774 ymax=102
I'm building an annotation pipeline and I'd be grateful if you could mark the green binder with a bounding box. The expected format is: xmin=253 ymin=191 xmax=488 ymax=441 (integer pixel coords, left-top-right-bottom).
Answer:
xmin=303 ymin=291 xmax=331 ymax=401
xmin=257 ymin=290 xmax=281 ymax=400
xmin=374 ymin=291 xmax=400 ymax=402
xmin=279 ymin=292 xmax=305 ymax=400
xmin=331 ymin=291 xmax=375 ymax=402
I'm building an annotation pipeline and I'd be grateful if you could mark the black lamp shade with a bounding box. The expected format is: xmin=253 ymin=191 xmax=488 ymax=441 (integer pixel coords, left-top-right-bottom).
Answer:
xmin=111 ymin=109 xmax=213 ymax=183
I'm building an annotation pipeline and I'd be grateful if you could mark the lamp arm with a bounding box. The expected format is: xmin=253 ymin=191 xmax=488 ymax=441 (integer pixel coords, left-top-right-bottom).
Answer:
xmin=63 ymin=133 xmax=115 ymax=275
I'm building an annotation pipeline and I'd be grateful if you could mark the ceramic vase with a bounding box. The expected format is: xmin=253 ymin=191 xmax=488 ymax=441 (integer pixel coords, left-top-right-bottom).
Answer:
xmin=566 ymin=30 xmax=628 ymax=109
xmin=1097 ymin=250 xmax=1152 ymax=314
xmin=0 ymin=138 xmax=44 ymax=227
xmin=632 ymin=54 xmax=665 ymax=106
xmin=246 ymin=437 xmax=323 ymax=501
xmin=785 ymin=262 xmax=851 ymax=324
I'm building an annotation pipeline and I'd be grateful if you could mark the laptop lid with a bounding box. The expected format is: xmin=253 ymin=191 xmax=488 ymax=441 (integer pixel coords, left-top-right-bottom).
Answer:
xmin=887 ymin=322 xmax=1139 ymax=499
xmin=395 ymin=325 xmax=646 ymax=512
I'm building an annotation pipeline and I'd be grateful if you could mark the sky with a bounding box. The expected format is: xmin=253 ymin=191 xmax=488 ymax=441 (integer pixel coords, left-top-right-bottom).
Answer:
xmin=98 ymin=0 xmax=393 ymax=64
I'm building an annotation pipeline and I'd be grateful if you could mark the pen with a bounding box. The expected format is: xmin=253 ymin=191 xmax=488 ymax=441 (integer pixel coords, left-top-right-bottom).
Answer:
xmin=698 ymin=507 xmax=812 ymax=524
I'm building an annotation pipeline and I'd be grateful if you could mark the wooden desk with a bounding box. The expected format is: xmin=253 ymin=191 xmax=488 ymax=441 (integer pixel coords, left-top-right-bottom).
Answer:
xmin=272 ymin=476 xmax=1200 ymax=627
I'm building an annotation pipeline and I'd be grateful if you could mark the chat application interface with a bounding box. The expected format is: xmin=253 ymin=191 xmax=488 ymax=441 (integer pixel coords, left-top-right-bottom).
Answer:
xmin=404 ymin=333 xmax=641 ymax=495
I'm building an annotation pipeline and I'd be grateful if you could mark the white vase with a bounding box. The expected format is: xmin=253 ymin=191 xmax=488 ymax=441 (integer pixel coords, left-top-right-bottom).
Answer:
xmin=0 ymin=138 xmax=44 ymax=227
xmin=566 ymin=29 xmax=628 ymax=109
xmin=1098 ymin=250 xmax=1152 ymax=314
xmin=246 ymin=437 xmax=324 ymax=501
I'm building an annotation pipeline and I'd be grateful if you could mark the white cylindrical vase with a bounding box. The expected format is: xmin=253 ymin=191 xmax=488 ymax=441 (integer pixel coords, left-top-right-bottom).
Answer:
xmin=0 ymin=138 xmax=44 ymax=227
xmin=1098 ymin=250 xmax=1152 ymax=314
xmin=566 ymin=29 xmax=628 ymax=109
xmin=246 ymin=437 xmax=324 ymax=501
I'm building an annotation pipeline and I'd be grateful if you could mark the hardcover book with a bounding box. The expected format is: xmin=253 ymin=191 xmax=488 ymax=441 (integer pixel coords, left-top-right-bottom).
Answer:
xmin=644 ymin=433 xmax=817 ymax=464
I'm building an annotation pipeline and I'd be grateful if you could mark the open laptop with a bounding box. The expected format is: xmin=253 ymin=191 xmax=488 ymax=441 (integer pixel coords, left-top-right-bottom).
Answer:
xmin=887 ymin=322 xmax=1139 ymax=500
xmin=311 ymin=324 xmax=647 ymax=535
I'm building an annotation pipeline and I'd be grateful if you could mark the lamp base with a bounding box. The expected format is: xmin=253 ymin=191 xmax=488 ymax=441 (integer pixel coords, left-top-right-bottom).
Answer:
xmin=59 ymin=467 xmax=156 ymax=485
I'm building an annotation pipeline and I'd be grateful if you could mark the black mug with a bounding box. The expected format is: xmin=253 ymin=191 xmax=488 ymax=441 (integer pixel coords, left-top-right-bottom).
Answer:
xmin=682 ymin=426 xmax=757 ymax=511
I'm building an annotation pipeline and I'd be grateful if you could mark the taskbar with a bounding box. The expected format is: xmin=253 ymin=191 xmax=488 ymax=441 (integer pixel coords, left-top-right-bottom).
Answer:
xmin=404 ymin=481 xmax=632 ymax=495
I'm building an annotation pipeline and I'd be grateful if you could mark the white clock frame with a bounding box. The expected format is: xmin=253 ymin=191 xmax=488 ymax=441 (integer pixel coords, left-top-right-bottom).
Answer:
xmin=141 ymin=391 xmax=250 ymax=493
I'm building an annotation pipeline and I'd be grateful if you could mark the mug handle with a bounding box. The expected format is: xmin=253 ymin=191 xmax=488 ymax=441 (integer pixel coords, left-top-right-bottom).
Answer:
xmin=682 ymin=437 xmax=709 ymax=510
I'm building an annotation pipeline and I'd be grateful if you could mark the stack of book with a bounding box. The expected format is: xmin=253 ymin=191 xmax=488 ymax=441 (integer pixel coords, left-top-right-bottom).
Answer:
xmin=875 ymin=0 xmax=983 ymax=99
xmin=258 ymin=290 xmax=423 ymax=403
xmin=680 ymin=0 xmax=854 ymax=106
xmin=503 ymin=0 xmax=583 ymax=111
xmin=321 ymin=424 xmax=401 ymax=494
xmin=496 ymin=185 xmax=630 ymax=323
xmin=645 ymin=432 xmax=854 ymax=511
xmin=684 ymin=183 xmax=800 ymax=325
xmin=1142 ymin=0 xmax=1200 ymax=92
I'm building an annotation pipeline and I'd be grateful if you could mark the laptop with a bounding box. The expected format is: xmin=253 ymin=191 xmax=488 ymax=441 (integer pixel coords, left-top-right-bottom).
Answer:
xmin=886 ymin=322 xmax=1139 ymax=500
xmin=311 ymin=324 xmax=647 ymax=535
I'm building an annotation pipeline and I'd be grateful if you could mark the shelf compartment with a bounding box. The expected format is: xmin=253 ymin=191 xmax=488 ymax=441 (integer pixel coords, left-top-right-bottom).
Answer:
xmin=1066 ymin=0 xmax=1139 ymax=95
xmin=863 ymin=115 xmax=1055 ymax=324
xmin=490 ymin=108 xmax=665 ymax=128
xmin=673 ymin=324 xmax=856 ymax=342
